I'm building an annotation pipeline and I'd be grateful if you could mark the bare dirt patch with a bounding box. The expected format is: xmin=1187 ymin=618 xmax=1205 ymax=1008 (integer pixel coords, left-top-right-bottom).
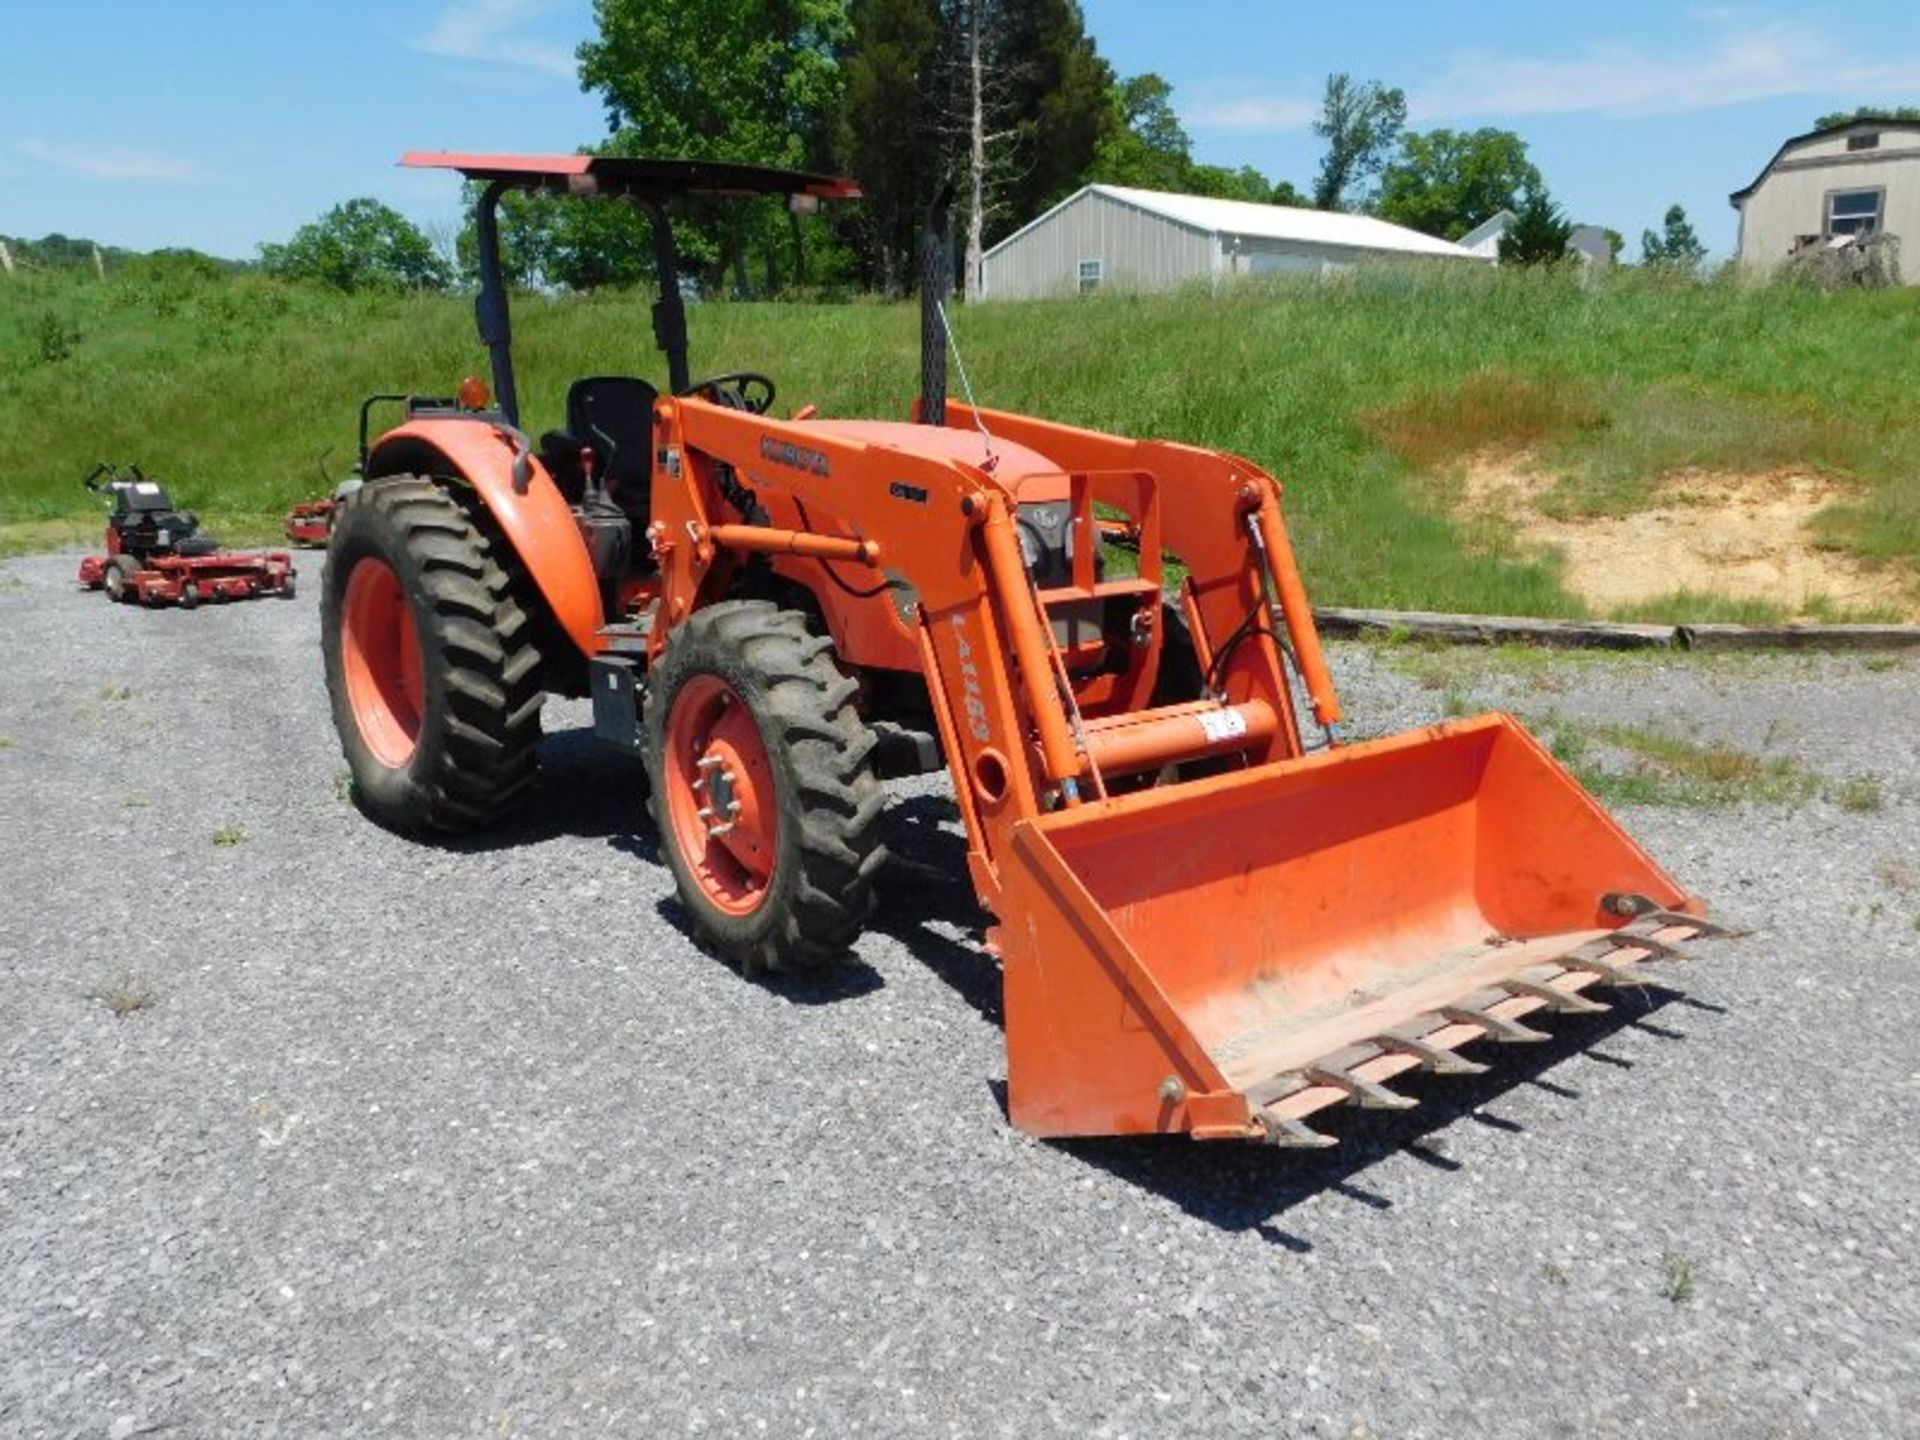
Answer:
xmin=1458 ymin=456 xmax=1916 ymax=620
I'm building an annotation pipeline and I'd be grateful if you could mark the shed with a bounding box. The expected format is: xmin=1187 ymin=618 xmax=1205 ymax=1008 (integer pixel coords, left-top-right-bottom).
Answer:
xmin=978 ymin=183 xmax=1488 ymax=300
xmin=1457 ymin=210 xmax=1515 ymax=259
xmin=1730 ymin=117 xmax=1920 ymax=281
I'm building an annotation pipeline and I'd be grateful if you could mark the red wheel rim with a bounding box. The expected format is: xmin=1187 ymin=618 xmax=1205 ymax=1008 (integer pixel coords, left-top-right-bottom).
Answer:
xmin=664 ymin=675 xmax=778 ymax=916
xmin=341 ymin=557 xmax=424 ymax=768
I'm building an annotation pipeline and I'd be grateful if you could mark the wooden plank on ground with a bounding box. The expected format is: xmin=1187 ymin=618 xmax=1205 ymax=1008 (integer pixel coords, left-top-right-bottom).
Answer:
xmin=1678 ymin=623 xmax=1920 ymax=652
xmin=1311 ymin=607 xmax=1677 ymax=651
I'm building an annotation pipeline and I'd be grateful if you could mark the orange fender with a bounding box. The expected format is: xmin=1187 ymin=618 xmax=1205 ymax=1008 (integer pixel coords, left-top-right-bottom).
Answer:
xmin=366 ymin=418 xmax=602 ymax=657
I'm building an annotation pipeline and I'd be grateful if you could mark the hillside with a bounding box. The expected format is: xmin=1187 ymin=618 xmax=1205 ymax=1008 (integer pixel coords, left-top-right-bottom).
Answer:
xmin=4 ymin=258 xmax=1916 ymax=618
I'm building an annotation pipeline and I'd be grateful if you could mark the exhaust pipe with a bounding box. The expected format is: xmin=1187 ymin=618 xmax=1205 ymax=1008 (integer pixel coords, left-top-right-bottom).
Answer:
xmin=919 ymin=181 xmax=956 ymax=426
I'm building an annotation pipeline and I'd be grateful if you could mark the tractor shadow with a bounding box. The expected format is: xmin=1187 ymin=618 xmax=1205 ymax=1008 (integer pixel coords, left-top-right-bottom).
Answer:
xmin=394 ymin=730 xmax=646 ymax=851
xmin=868 ymin=787 xmax=1712 ymax=1251
xmin=1054 ymin=999 xmax=1695 ymax=1251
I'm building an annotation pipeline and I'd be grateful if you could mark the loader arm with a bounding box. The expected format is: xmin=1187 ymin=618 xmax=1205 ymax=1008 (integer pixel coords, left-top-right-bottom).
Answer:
xmin=654 ymin=397 xmax=1321 ymax=899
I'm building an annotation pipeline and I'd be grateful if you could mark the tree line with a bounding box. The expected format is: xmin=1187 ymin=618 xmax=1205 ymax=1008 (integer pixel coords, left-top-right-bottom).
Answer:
xmin=257 ymin=6 xmax=1896 ymax=295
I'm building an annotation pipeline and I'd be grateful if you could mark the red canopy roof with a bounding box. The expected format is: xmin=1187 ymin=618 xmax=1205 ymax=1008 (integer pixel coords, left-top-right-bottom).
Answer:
xmin=400 ymin=152 xmax=860 ymax=201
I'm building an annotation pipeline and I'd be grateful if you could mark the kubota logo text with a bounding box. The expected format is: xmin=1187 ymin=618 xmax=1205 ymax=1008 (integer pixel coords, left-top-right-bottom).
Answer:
xmin=758 ymin=437 xmax=831 ymax=477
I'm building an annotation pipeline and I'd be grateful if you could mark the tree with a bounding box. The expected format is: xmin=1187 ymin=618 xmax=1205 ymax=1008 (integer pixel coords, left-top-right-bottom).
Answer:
xmin=1376 ymin=127 xmax=1542 ymax=240
xmin=579 ymin=0 xmax=851 ymax=294
xmin=915 ymin=0 xmax=1114 ymax=298
xmin=1498 ymin=190 xmax=1572 ymax=266
xmin=1813 ymin=105 xmax=1920 ymax=129
xmin=980 ymin=0 xmax=1116 ymax=240
xmin=1640 ymin=203 xmax=1705 ymax=269
xmin=1089 ymin=72 xmax=1192 ymax=192
xmin=260 ymin=199 xmax=451 ymax=291
xmin=1089 ymin=73 xmax=1303 ymax=208
xmin=1310 ymin=73 xmax=1407 ymax=210
xmin=838 ymin=0 xmax=943 ymax=292
xmin=1186 ymin=164 xmax=1279 ymax=204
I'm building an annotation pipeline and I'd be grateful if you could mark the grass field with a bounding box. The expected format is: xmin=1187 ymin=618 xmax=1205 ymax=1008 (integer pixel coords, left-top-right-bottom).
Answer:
xmin=4 ymin=257 xmax=1915 ymax=616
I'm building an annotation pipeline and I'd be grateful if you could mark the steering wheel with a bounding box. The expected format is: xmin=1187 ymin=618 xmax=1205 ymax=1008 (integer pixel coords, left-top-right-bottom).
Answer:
xmin=677 ymin=371 xmax=776 ymax=415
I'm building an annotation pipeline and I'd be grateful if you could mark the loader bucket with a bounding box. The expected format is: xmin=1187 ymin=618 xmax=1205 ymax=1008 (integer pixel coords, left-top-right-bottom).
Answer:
xmin=996 ymin=712 xmax=1716 ymax=1144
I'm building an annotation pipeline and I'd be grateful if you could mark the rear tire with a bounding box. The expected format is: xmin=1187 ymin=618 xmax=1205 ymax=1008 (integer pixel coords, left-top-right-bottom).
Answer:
xmin=321 ymin=476 xmax=546 ymax=833
xmin=646 ymin=601 xmax=886 ymax=974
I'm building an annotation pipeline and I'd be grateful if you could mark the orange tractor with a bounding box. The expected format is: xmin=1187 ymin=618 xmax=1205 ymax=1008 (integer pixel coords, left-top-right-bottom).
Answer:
xmin=322 ymin=154 xmax=1728 ymax=1147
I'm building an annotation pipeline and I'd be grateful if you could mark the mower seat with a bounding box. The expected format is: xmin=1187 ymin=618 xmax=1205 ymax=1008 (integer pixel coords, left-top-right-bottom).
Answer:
xmin=111 ymin=482 xmax=219 ymax=557
xmin=565 ymin=375 xmax=657 ymax=525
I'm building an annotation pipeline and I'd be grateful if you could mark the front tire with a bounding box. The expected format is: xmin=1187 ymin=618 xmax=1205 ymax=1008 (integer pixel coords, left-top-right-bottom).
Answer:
xmin=646 ymin=601 xmax=886 ymax=974
xmin=321 ymin=476 xmax=545 ymax=833
xmin=104 ymin=556 xmax=139 ymax=604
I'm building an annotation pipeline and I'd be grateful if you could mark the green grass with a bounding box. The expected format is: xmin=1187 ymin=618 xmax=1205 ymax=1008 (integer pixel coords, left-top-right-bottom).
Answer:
xmin=1831 ymin=775 xmax=1885 ymax=812
xmin=5 ymin=257 xmax=1917 ymax=616
xmin=89 ymin=971 xmax=156 ymax=1018
xmin=1660 ymin=1251 xmax=1697 ymax=1304
xmin=1538 ymin=716 xmax=1823 ymax=808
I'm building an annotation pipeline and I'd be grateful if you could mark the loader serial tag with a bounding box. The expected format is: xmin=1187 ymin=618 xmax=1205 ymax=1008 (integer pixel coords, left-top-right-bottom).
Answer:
xmin=1198 ymin=709 xmax=1250 ymax=744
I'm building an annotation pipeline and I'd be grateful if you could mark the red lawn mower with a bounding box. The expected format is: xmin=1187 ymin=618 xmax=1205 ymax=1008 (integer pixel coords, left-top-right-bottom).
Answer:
xmin=78 ymin=463 xmax=296 ymax=607
xmin=285 ymin=396 xmax=423 ymax=546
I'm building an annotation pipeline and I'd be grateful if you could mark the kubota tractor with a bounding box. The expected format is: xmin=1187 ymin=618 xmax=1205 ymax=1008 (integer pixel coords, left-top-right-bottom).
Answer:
xmin=321 ymin=153 xmax=1730 ymax=1147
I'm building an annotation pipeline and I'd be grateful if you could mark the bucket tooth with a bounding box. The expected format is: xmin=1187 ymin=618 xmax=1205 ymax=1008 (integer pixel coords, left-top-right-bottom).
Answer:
xmin=1442 ymin=1004 xmax=1549 ymax=1044
xmin=1638 ymin=910 xmax=1745 ymax=939
xmin=1306 ymin=1064 xmax=1418 ymax=1111
xmin=1378 ymin=1029 xmax=1490 ymax=1076
xmin=1559 ymin=951 xmax=1649 ymax=988
xmin=1605 ymin=893 xmax=1746 ymax=938
xmin=1255 ymin=1111 xmax=1339 ymax=1149
xmin=1501 ymin=976 xmax=1610 ymax=1015
xmin=1609 ymin=931 xmax=1704 ymax=965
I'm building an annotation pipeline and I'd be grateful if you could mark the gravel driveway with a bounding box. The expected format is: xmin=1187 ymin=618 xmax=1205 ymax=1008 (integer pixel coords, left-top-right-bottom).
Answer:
xmin=3 ymin=550 xmax=1915 ymax=1438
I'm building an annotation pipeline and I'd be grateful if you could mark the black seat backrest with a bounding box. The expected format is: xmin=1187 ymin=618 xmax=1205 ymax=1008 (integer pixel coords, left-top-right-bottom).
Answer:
xmin=115 ymin=481 xmax=177 ymax=514
xmin=566 ymin=376 xmax=657 ymax=521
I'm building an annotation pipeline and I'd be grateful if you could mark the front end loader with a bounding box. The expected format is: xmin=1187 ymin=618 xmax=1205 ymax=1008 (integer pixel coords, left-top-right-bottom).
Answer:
xmin=320 ymin=152 xmax=1727 ymax=1147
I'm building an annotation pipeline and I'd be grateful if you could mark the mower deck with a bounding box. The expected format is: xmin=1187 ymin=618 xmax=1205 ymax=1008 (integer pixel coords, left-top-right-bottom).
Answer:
xmin=80 ymin=550 xmax=296 ymax=607
xmin=285 ymin=500 xmax=337 ymax=547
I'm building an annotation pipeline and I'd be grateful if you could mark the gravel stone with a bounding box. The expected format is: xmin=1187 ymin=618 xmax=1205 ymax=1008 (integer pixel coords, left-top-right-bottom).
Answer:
xmin=2 ymin=551 xmax=1916 ymax=1436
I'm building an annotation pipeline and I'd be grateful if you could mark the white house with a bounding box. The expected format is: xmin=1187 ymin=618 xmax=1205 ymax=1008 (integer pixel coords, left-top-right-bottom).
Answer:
xmin=1731 ymin=116 xmax=1918 ymax=280
xmin=978 ymin=184 xmax=1487 ymax=300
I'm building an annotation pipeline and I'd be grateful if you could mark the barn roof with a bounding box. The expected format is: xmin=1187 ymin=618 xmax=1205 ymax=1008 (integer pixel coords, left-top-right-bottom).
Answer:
xmin=985 ymin=184 xmax=1485 ymax=262
xmin=1728 ymin=118 xmax=1920 ymax=206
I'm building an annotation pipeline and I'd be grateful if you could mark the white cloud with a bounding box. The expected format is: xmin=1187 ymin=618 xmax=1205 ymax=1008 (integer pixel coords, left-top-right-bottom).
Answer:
xmin=15 ymin=139 xmax=203 ymax=182
xmin=1186 ymin=95 xmax=1317 ymax=134
xmin=413 ymin=0 xmax=577 ymax=79
xmin=1184 ymin=22 xmax=1920 ymax=135
xmin=1416 ymin=23 xmax=1920 ymax=121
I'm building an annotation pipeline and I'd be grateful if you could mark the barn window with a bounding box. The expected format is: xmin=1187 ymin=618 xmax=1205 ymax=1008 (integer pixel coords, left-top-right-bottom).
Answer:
xmin=1077 ymin=258 xmax=1103 ymax=294
xmin=1847 ymin=132 xmax=1880 ymax=151
xmin=1827 ymin=189 xmax=1883 ymax=236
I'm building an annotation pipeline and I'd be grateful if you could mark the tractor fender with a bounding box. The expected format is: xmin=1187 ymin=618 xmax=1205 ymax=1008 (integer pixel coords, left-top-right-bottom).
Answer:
xmin=365 ymin=418 xmax=602 ymax=658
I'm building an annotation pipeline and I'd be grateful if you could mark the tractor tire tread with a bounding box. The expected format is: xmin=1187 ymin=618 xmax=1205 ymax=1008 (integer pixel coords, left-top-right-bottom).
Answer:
xmin=646 ymin=600 xmax=886 ymax=975
xmin=322 ymin=475 xmax=545 ymax=833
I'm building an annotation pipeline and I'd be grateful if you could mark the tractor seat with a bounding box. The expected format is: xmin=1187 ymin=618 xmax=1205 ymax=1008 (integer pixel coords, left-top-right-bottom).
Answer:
xmin=564 ymin=375 xmax=657 ymax=524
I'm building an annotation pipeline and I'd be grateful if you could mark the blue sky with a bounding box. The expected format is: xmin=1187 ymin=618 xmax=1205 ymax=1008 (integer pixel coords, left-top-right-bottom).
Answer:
xmin=3 ymin=1 xmax=1916 ymax=260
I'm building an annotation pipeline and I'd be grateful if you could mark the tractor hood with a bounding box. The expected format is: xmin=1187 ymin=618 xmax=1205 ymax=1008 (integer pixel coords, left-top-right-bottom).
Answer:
xmin=798 ymin=420 xmax=1070 ymax=503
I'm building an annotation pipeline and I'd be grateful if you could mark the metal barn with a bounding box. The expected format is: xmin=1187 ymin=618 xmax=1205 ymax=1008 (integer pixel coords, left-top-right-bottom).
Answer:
xmin=979 ymin=184 xmax=1487 ymax=300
